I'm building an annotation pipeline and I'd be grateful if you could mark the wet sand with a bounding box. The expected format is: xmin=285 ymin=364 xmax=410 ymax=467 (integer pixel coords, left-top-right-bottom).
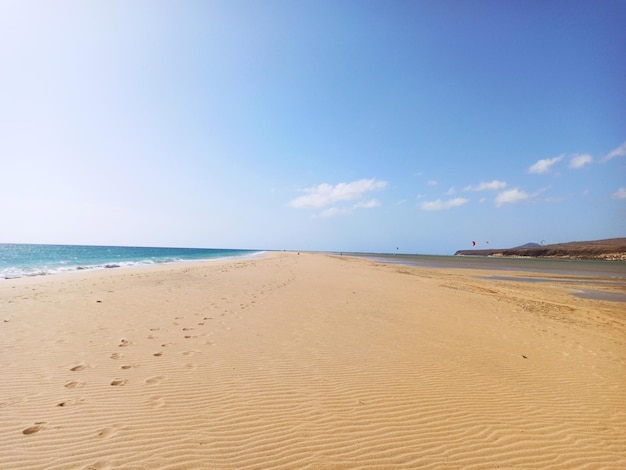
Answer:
xmin=1 ymin=252 xmax=625 ymax=469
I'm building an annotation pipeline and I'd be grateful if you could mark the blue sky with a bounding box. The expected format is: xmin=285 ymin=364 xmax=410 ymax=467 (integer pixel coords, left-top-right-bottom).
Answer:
xmin=1 ymin=0 xmax=624 ymax=254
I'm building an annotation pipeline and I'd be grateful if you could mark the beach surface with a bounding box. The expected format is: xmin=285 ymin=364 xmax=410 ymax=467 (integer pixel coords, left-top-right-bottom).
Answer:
xmin=1 ymin=252 xmax=625 ymax=469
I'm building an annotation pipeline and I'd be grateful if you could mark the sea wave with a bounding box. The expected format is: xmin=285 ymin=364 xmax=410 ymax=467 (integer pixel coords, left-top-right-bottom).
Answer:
xmin=1 ymin=260 xmax=155 ymax=279
xmin=0 ymin=251 xmax=266 ymax=280
xmin=1 ymin=258 xmax=179 ymax=279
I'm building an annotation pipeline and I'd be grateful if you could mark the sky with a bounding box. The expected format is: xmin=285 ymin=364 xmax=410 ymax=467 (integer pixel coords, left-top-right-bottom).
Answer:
xmin=1 ymin=0 xmax=625 ymax=254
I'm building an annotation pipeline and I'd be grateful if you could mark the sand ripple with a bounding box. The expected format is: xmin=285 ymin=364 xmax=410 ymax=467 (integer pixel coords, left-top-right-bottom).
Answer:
xmin=1 ymin=253 xmax=624 ymax=469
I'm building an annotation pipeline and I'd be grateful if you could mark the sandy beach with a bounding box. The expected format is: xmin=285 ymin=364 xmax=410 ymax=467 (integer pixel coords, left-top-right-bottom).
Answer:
xmin=1 ymin=251 xmax=624 ymax=469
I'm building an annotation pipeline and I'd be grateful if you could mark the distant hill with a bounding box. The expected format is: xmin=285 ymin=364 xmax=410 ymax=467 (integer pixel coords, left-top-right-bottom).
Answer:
xmin=514 ymin=242 xmax=541 ymax=249
xmin=454 ymin=238 xmax=626 ymax=261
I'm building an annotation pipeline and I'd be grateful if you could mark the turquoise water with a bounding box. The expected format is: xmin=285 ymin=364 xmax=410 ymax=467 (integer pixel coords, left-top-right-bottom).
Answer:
xmin=0 ymin=244 xmax=263 ymax=279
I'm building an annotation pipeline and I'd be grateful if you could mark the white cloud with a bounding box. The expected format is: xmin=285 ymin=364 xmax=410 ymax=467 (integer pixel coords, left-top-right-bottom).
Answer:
xmin=315 ymin=207 xmax=347 ymax=218
xmin=313 ymin=199 xmax=381 ymax=217
xmin=613 ymin=187 xmax=626 ymax=199
xmin=354 ymin=198 xmax=381 ymax=209
xmin=569 ymin=154 xmax=593 ymax=169
xmin=288 ymin=178 xmax=387 ymax=209
xmin=427 ymin=180 xmax=438 ymax=186
xmin=445 ymin=187 xmax=456 ymax=195
xmin=528 ymin=155 xmax=563 ymax=174
xmin=464 ymin=180 xmax=507 ymax=191
xmin=603 ymin=141 xmax=626 ymax=162
xmin=495 ymin=188 xmax=530 ymax=207
xmin=419 ymin=197 xmax=468 ymax=211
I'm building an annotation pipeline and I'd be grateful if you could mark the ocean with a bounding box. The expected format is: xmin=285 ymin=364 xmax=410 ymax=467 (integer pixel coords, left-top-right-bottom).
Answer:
xmin=0 ymin=244 xmax=263 ymax=279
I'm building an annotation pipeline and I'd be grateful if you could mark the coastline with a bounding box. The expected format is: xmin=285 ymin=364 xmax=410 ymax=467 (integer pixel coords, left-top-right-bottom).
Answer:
xmin=356 ymin=252 xmax=626 ymax=280
xmin=453 ymin=237 xmax=626 ymax=261
xmin=1 ymin=252 xmax=624 ymax=469
xmin=0 ymin=243 xmax=265 ymax=280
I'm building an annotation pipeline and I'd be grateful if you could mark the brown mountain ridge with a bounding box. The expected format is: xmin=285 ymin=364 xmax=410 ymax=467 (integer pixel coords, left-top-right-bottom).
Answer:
xmin=454 ymin=238 xmax=626 ymax=261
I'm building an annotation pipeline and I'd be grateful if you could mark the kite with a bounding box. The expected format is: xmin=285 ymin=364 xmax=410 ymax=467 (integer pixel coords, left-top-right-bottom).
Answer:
xmin=472 ymin=241 xmax=476 ymax=246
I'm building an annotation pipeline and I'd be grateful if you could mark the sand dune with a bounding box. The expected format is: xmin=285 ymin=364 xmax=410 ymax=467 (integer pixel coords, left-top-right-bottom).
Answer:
xmin=1 ymin=252 xmax=624 ymax=469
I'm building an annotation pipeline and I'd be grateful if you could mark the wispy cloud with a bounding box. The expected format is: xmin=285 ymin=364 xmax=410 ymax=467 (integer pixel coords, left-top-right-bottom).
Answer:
xmin=612 ymin=187 xmax=626 ymax=199
xmin=288 ymin=178 xmax=387 ymax=217
xmin=419 ymin=197 xmax=468 ymax=211
xmin=528 ymin=155 xmax=563 ymax=174
xmin=427 ymin=180 xmax=438 ymax=186
xmin=354 ymin=198 xmax=381 ymax=209
xmin=314 ymin=199 xmax=382 ymax=217
xmin=288 ymin=178 xmax=387 ymax=209
xmin=569 ymin=154 xmax=593 ymax=169
xmin=495 ymin=188 xmax=530 ymax=207
xmin=316 ymin=207 xmax=347 ymax=218
xmin=464 ymin=180 xmax=507 ymax=191
xmin=602 ymin=141 xmax=626 ymax=162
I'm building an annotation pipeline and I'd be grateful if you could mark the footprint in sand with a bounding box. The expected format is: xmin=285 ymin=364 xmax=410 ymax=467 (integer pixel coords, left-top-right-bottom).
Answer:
xmin=22 ymin=422 xmax=46 ymax=435
xmin=70 ymin=363 xmax=89 ymax=371
xmin=118 ymin=339 xmax=132 ymax=347
xmin=110 ymin=353 xmax=122 ymax=360
xmin=120 ymin=364 xmax=135 ymax=370
xmin=64 ymin=380 xmax=85 ymax=389
xmin=97 ymin=428 xmax=113 ymax=438
xmin=96 ymin=424 xmax=124 ymax=439
xmin=56 ymin=398 xmax=84 ymax=407
xmin=84 ymin=459 xmax=113 ymax=469
xmin=148 ymin=396 xmax=165 ymax=408
xmin=110 ymin=379 xmax=127 ymax=386
xmin=153 ymin=352 xmax=163 ymax=357
xmin=144 ymin=376 xmax=164 ymax=385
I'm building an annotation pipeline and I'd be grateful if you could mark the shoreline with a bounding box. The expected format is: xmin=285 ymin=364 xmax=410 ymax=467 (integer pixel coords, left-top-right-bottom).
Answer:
xmin=471 ymin=253 xmax=626 ymax=261
xmin=453 ymin=237 xmax=626 ymax=261
xmin=355 ymin=252 xmax=626 ymax=281
xmin=2 ymin=252 xmax=624 ymax=468
xmin=0 ymin=250 xmax=268 ymax=281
